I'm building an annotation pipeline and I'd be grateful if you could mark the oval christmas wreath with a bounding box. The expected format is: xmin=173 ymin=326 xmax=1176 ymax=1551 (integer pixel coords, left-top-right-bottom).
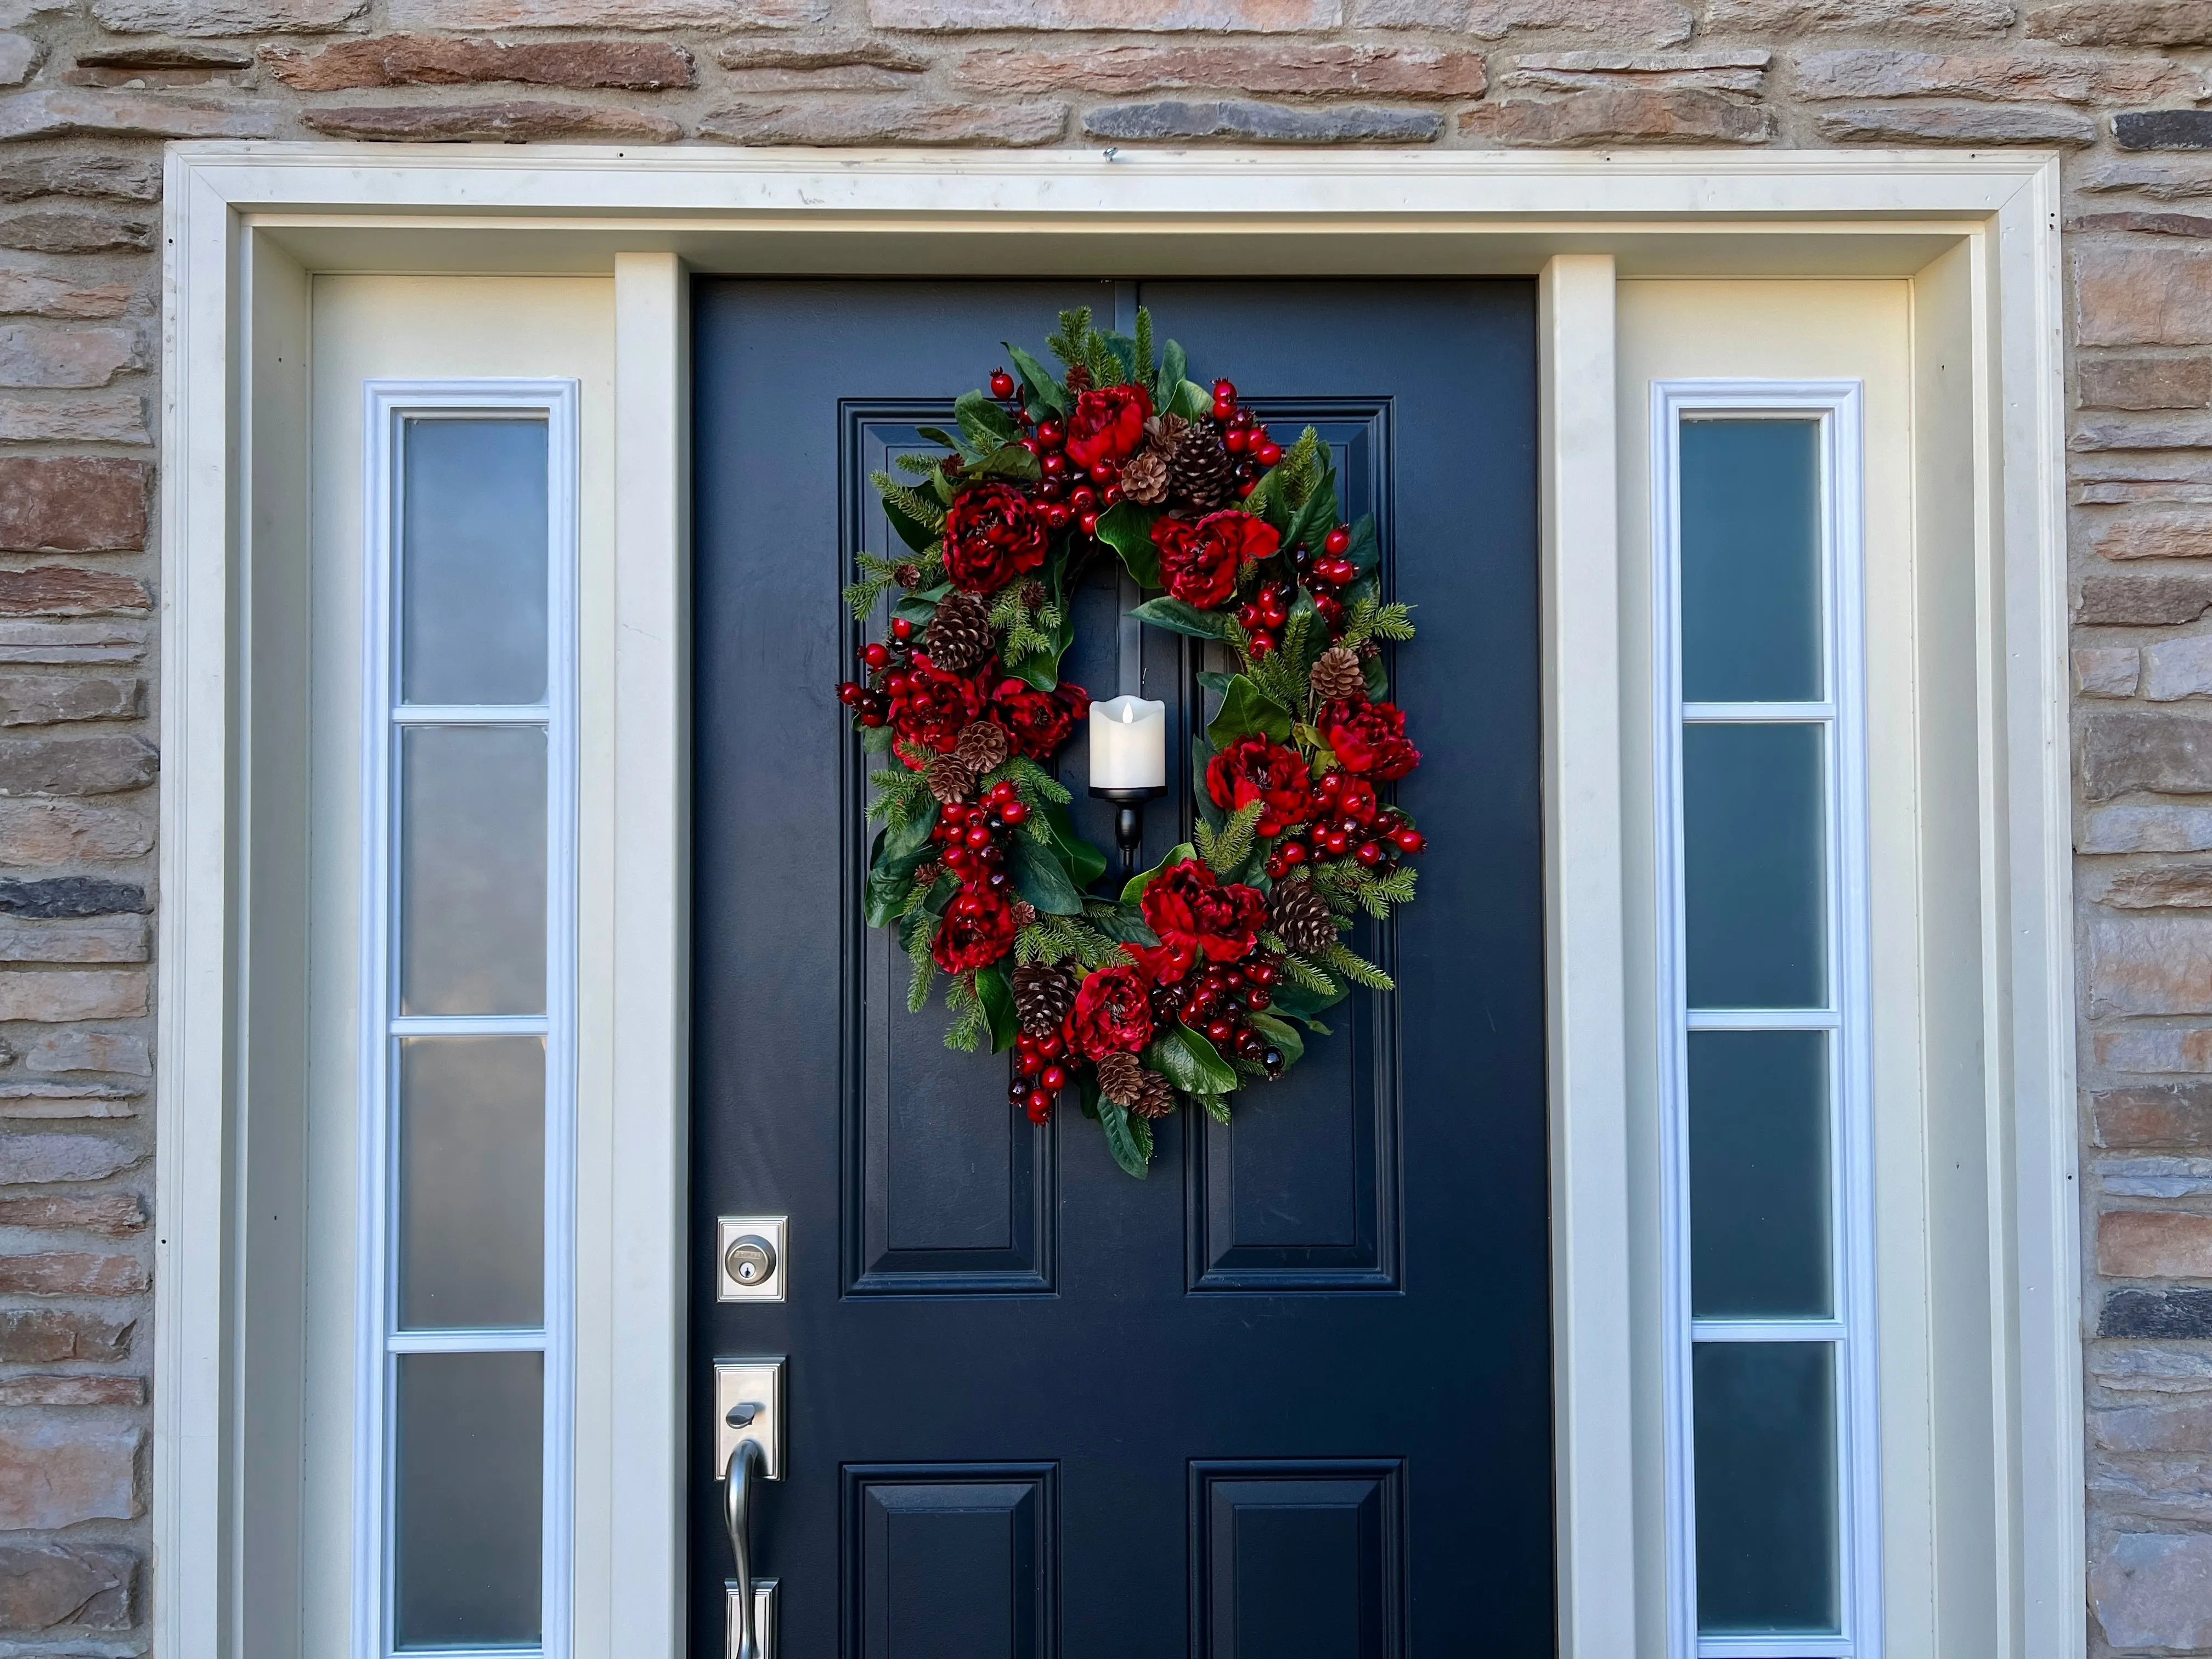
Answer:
xmin=834 ymin=307 xmax=1424 ymax=1179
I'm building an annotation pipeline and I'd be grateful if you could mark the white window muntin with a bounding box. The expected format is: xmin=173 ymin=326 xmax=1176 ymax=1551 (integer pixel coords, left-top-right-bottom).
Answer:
xmin=355 ymin=380 xmax=579 ymax=1659
xmin=1651 ymin=380 xmax=1881 ymax=1659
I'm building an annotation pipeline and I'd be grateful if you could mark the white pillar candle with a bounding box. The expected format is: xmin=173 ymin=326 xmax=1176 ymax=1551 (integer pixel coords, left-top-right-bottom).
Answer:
xmin=1088 ymin=695 xmax=1167 ymax=790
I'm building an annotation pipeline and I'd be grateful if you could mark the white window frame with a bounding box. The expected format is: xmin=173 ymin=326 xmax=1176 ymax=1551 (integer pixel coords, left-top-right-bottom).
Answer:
xmin=355 ymin=380 xmax=580 ymax=1659
xmin=1651 ymin=382 xmax=1880 ymax=1659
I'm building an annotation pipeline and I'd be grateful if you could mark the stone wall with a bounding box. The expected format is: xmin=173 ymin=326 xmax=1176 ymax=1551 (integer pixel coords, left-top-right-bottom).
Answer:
xmin=2 ymin=0 xmax=2209 ymax=1650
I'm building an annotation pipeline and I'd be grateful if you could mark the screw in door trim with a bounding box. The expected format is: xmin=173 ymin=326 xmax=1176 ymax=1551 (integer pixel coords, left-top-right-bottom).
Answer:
xmin=716 ymin=1216 xmax=787 ymax=1302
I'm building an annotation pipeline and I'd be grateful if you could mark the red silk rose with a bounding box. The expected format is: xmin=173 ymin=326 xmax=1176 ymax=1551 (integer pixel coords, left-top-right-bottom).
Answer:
xmin=1063 ymin=383 xmax=1151 ymax=470
xmin=932 ymin=882 xmax=1021 ymax=973
xmin=1151 ymin=510 xmax=1281 ymax=610
xmin=890 ymin=658 xmax=988 ymax=755
xmin=1065 ymin=962 xmax=1154 ymax=1060
xmin=1206 ymin=735 xmax=1316 ymax=837
xmin=943 ymin=483 xmax=1049 ymax=594
xmin=1137 ymin=857 xmax=1268 ymax=983
xmin=1318 ymin=697 xmax=1421 ymax=780
xmin=992 ymin=678 xmax=1090 ymax=760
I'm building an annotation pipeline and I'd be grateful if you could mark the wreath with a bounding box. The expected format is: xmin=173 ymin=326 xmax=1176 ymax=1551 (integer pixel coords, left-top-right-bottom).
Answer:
xmin=834 ymin=307 xmax=1423 ymax=1179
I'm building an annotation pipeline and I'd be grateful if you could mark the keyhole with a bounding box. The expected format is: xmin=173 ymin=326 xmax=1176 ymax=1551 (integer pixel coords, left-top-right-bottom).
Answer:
xmin=725 ymin=1234 xmax=777 ymax=1290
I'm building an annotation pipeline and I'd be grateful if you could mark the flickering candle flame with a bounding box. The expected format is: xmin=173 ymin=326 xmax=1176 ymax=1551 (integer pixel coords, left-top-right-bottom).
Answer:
xmin=1088 ymin=695 xmax=1166 ymax=790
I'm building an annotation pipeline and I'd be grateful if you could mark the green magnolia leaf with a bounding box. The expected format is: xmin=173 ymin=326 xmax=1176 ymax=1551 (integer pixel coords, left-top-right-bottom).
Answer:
xmin=1205 ymin=674 xmax=1295 ymax=750
xmin=1099 ymin=330 xmax=1139 ymax=385
xmin=1094 ymin=501 xmax=1163 ymax=589
xmin=1267 ymin=973 xmax=1350 ymax=1020
xmin=955 ymin=389 xmax=1017 ymax=444
xmin=1343 ymin=514 xmax=1380 ymax=574
xmin=1130 ymin=1111 xmax=1155 ymax=1163
xmin=864 ymin=817 xmax=935 ymax=928
xmin=1284 ymin=469 xmax=1340 ymax=559
xmin=1196 ymin=670 xmax=1235 ymax=699
xmin=1088 ymin=905 xmax=1159 ymax=947
xmin=1006 ymin=343 xmax=1070 ymax=417
xmin=1009 ymin=836 xmax=1084 ymax=915
xmin=1244 ymin=1010 xmax=1305 ymax=1068
xmin=1077 ymin=1068 xmax=1102 ymax=1121
xmin=1121 ymin=842 xmax=1197 ymax=906
xmin=860 ymin=722 xmax=896 ymax=754
xmin=1362 ymin=652 xmax=1390 ymax=701
xmin=1041 ymin=801 xmax=1109 ymax=890
xmin=1010 ymin=653 xmax=1059 ymax=692
xmin=1130 ymin=596 xmax=1232 ymax=641
xmin=1169 ymin=378 xmax=1212 ymax=420
xmin=1098 ymin=1097 xmax=1150 ymax=1178
xmin=976 ymin=442 xmax=1042 ymax=484
xmin=882 ymin=498 xmax=939 ymax=556
xmin=1191 ymin=735 xmax=1225 ymax=833
xmin=1160 ymin=339 xmax=1188 ymax=400
xmin=976 ymin=963 xmax=1020 ymax=1053
xmin=1146 ymin=1024 xmax=1239 ymax=1097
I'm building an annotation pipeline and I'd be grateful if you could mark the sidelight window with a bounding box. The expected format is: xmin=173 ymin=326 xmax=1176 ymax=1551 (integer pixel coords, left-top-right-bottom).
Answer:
xmin=356 ymin=384 xmax=577 ymax=1659
xmin=1653 ymin=386 xmax=1881 ymax=1659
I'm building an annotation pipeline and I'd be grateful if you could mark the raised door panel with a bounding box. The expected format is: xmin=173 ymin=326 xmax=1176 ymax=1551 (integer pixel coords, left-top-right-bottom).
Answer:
xmin=845 ymin=1466 xmax=1057 ymax=1659
xmin=1191 ymin=1460 xmax=1404 ymax=1659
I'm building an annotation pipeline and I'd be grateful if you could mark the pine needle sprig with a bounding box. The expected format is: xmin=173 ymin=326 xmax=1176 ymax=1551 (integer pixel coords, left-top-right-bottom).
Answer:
xmin=1203 ymin=1093 xmax=1234 ymax=1125
xmin=943 ymin=973 xmax=986 ymax=1052
xmin=1316 ymin=939 xmax=1395 ymax=991
xmin=1338 ymin=595 xmax=1416 ymax=652
xmin=1307 ymin=860 xmax=1369 ymax=916
xmin=894 ymin=453 xmax=939 ymax=476
xmin=1356 ymin=865 xmax=1417 ymax=917
xmin=1196 ymin=799 xmax=1264 ymax=878
xmin=1133 ymin=307 xmax=1156 ymax=395
xmin=1272 ymin=427 xmax=1325 ymax=512
xmin=1262 ymin=939 xmax=1342 ymax=998
xmin=988 ymin=586 xmax=1058 ymax=668
xmin=990 ymin=755 xmax=1073 ymax=808
xmin=1232 ymin=1054 xmax=1271 ymax=1080
xmin=1046 ymin=308 xmax=1093 ymax=376
xmin=843 ymin=551 xmax=907 ymax=619
xmin=905 ymin=919 xmax=938 ymax=1013
xmin=1017 ymin=912 xmax=1121 ymax=970
xmin=870 ymin=471 xmax=947 ymax=532
xmin=867 ymin=766 xmax=936 ymax=826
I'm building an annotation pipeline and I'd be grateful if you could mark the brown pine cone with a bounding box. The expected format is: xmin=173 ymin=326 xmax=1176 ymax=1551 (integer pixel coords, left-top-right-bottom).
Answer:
xmin=1129 ymin=1068 xmax=1179 ymax=1119
xmin=1168 ymin=424 xmax=1236 ymax=512
xmin=926 ymin=752 xmax=977 ymax=806
xmin=1018 ymin=579 xmax=1048 ymax=612
xmin=1119 ymin=445 xmax=1170 ymax=506
xmin=893 ymin=562 xmax=924 ymax=589
xmin=1011 ymin=962 xmax=1076 ymax=1039
xmin=1065 ymin=363 xmax=1092 ymax=392
xmin=954 ymin=720 xmax=1010 ymax=775
xmin=1269 ymin=878 xmax=1338 ymax=956
xmin=1007 ymin=900 xmax=1038 ymax=931
xmin=923 ymin=589 xmax=994 ymax=674
xmin=1095 ymin=1049 xmax=1146 ymax=1108
xmin=1310 ymin=646 xmax=1367 ymax=704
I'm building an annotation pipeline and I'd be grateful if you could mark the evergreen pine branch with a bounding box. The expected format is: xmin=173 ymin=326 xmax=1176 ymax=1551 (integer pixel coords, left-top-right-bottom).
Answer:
xmin=1047 ymin=309 xmax=1092 ymax=375
xmin=1133 ymin=307 xmax=1155 ymax=394
xmin=906 ymin=923 xmax=938 ymax=1014
xmin=1086 ymin=328 xmax=1121 ymax=392
xmin=1338 ymin=596 xmax=1416 ymax=651
xmin=1308 ymin=860 xmax=1369 ymax=914
xmin=1263 ymin=941 xmax=1341 ymax=997
xmin=991 ymin=755 xmax=1072 ymax=806
xmin=1203 ymin=1093 xmax=1234 ymax=1125
xmin=843 ymin=551 xmax=905 ymax=619
xmin=1197 ymin=800 xmax=1265 ymax=878
xmin=1359 ymin=866 xmax=1417 ymax=917
xmin=867 ymin=766 xmax=935 ymax=826
xmin=1232 ymin=1054 xmax=1271 ymax=1080
xmin=1274 ymin=427 xmax=1325 ymax=511
xmin=1316 ymin=939 xmax=1395 ymax=991
xmin=943 ymin=973 xmax=986 ymax=1052
xmin=1014 ymin=921 xmax=1062 ymax=966
xmin=894 ymin=738 xmax=936 ymax=772
xmin=894 ymin=453 xmax=939 ymax=476
xmin=870 ymin=471 xmax=946 ymax=532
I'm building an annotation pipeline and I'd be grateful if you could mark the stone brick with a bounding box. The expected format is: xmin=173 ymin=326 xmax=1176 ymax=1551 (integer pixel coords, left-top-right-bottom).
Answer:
xmin=955 ymin=42 xmax=1487 ymax=96
xmin=1705 ymin=0 xmax=2012 ymax=29
xmin=2076 ymin=415 xmax=2212 ymax=451
xmin=2088 ymin=804 xmax=2212 ymax=853
xmin=0 ymin=1088 xmax=139 ymax=1121
xmin=2079 ymin=573 xmax=2212 ymax=624
xmin=2076 ymin=212 xmax=2212 ymax=239
xmin=1795 ymin=48 xmax=2196 ymax=103
xmin=0 ymin=678 xmax=137 ymax=727
xmin=0 ymin=738 xmax=155 ymax=798
xmin=26 ymin=1031 xmax=148 ymax=1076
xmin=2148 ymin=638 xmax=2212 ymax=701
xmin=2090 ymin=1341 xmax=2212 ymax=1390
xmin=0 ymin=89 xmax=287 ymax=142
xmin=2100 ymin=1155 xmax=2212 ymax=1197
xmin=2100 ymin=1085 xmax=2212 ymax=1146
xmin=0 ymin=33 xmax=38 ymax=87
xmin=2096 ymin=512 xmax=2212 ymax=556
xmin=2091 ymin=915 xmax=2212 ymax=1014
xmin=0 ymin=623 xmax=145 ymax=664
xmin=0 ymin=801 xmax=149 ymax=864
xmin=2107 ymin=860 xmax=2212 ymax=905
xmin=702 ymin=95 xmax=1066 ymax=144
xmin=0 ymin=1252 xmax=145 ymax=1295
xmin=2034 ymin=1 xmax=2212 ymax=45
xmin=718 ymin=61 xmax=921 ymax=88
xmin=390 ymin=0 xmax=826 ymax=24
xmin=0 ymin=1310 xmax=128 ymax=1363
xmin=92 ymin=0 xmax=362 ymax=29
xmin=2083 ymin=159 xmax=2212 ymax=201
xmin=2118 ymin=111 xmax=2212 ymax=153
xmin=0 ymin=1420 xmax=137 ymax=1528
xmin=2079 ymin=246 xmax=2212 ymax=348
xmin=0 ymin=394 xmax=148 ymax=445
xmin=870 ymin=0 xmax=1336 ymax=26
xmin=0 ymin=326 xmax=137 ymax=391
xmin=0 ymin=274 xmax=129 ymax=321
xmin=0 ymin=211 xmax=150 ymax=255
xmin=0 ymin=878 xmax=148 ymax=918
xmin=1088 ymin=98 xmax=1440 ymax=143
xmin=70 ymin=42 xmax=253 ymax=77
xmin=1503 ymin=50 xmax=1768 ymax=93
xmin=263 ymin=34 xmax=694 ymax=90
xmin=0 ymin=571 xmax=148 ymax=619
xmin=1353 ymin=0 xmax=1692 ymax=40
xmin=0 ymin=1192 xmax=144 ymax=1233
xmin=716 ymin=38 xmax=928 ymax=72
xmin=2103 ymin=1209 xmax=2212 ymax=1277
xmin=1813 ymin=103 xmax=2096 ymax=144
xmin=0 ymin=1376 xmax=140 ymax=1409
xmin=301 ymin=100 xmax=682 ymax=142
xmin=2094 ymin=1531 xmax=2212 ymax=1652
xmin=0 ymin=971 xmax=146 ymax=1022
xmin=2097 ymin=1026 xmax=2212 ymax=1070
xmin=0 ymin=462 xmax=144 ymax=556
xmin=0 ymin=918 xmax=148 ymax=964
xmin=2097 ymin=1397 xmax=2212 ymax=1449
xmin=0 ymin=1539 xmax=136 ymax=1630
xmin=1462 ymin=88 xmax=1771 ymax=144
xmin=0 ymin=1133 xmax=139 ymax=1186
xmin=2080 ymin=646 xmax=2142 ymax=697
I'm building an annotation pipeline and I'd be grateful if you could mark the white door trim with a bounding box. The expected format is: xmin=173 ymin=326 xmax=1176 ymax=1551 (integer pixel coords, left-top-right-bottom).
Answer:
xmin=159 ymin=145 xmax=2075 ymax=1659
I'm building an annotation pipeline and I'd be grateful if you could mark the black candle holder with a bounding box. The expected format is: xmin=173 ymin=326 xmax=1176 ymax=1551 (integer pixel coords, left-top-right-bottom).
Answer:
xmin=1089 ymin=784 xmax=1168 ymax=879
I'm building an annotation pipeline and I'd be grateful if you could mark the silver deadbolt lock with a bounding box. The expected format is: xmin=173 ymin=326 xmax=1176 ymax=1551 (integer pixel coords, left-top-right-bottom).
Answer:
xmin=717 ymin=1216 xmax=787 ymax=1302
xmin=726 ymin=1235 xmax=777 ymax=1288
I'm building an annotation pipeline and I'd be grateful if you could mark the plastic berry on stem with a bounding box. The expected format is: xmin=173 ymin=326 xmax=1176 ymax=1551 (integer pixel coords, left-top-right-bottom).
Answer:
xmin=1255 ymin=439 xmax=1283 ymax=467
xmin=1036 ymin=418 xmax=1064 ymax=448
xmin=890 ymin=616 xmax=913 ymax=642
xmin=861 ymin=641 xmax=890 ymax=670
xmin=1324 ymin=525 xmax=1352 ymax=556
xmin=990 ymin=368 xmax=1016 ymax=399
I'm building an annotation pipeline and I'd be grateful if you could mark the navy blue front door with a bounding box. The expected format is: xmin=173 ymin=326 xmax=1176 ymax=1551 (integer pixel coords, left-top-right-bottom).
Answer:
xmin=691 ymin=279 xmax=1549 ymax=1658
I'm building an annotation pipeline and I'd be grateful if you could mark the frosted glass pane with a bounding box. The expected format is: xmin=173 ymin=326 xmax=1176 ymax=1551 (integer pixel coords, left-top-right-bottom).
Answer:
xmin=400 ymin=417 xmax=549 ymax=707
xmin=1684 ymin=722 xmax=1826 ymax=1009
xmin=398 ymin=1037 xmax=544 ymax=1330
xmin=398 ymin=725 xmax=546 ymax=1017
xmin=1690 ymin=1030 xmax=1831 ymax=1319
xmin=1693 ymin=1341 xmax=1839 ymax=1633
xmin=393 ymin=1350 xmax=543 ymax=1650
xmin=1680 ymin=419 xmax=1822 ymax=704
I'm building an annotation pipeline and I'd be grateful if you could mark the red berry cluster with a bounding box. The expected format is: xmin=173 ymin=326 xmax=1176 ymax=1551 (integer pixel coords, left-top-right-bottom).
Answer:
xmin=833 ymin=615 xmax=921 ymax=728
xmin=998 ymin=383 xmax=1124 ymax=539
xmin=931 ymin=777 xmax=1031 ymax=884
xmin=1153 ymin=956 xmax=1288 ymax=1076
xmin=1212 ymin=379 xmax=1284 ymax=490
xmin=1235 ymin=582 xmax=1293 ymax=657
xmin=1009 ymin=1028 xmax=1070 ymax=1124
xmin=1262 ymin=770 xmax=1424 ymax=882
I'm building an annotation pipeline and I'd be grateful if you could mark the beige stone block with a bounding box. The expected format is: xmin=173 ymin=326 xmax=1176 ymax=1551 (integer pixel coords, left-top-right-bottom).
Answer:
xmin=0 ymin=1250 xmax=145 ymax=1295
xmin=302 ymin=100 xmax=681 ymax=142
xmin=263 ymin=33 xmax=694 ymax=89
xmin=2096 ymin=512 xmax=2212 ymax=558
xmin=956 ymin=42 xmax=1487 ymax=95
xmin=2080 ymin=646 xmax=2143 ymax=697
xmin=392 ymin=0 xmax=823 ymax=24
xmin=1461 ymin=87 xmax=1771 ymax=144
xmin=702 ymin=95 xmax=1067 ymax=144
xmin=0 ymin=1420 xmax=138 ymax=1528
xmin=0 ymin=394 xmax=148 ymax=445
xmin=2092 ymin=916 xmax=2212 ymax=1014
xmin=2096 ymin=1026 xmax=2212 ymax=1071
xmin=0 ymin=970 xmax=147 ymax=1022
xmin=1795 ymin=47 xmax=2197 ymax=103
xmin=2080 ymin=246 xmax=2212 ymax=348
xmin=1353 ymin=0 xmax=1692 ymax=40
xmin=2085 ymin=804 xmax=2212 ymax=853
xmin=0 ymin=918 xmax=147 ymax=964
xmin=2103 ymin=1208 xmax=2212 ymax=1277
xmin=0 ymin=274 xmax=131 ymax=321
xmin=0 ymin=88 xmax=286 ymax=141
xmin=0 ymin=326 xmax=138 ymax=391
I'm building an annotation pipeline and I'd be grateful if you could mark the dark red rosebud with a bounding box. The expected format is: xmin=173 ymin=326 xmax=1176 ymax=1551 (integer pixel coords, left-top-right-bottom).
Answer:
xmin=1318 ymin=697 xmax=1421 ymax=781
xmin=1205 ymin=735 xmax=1316 ymax=838
xmin=1064 ymin=962 xmax=1155 ymax=1060
xmin=932 ymin=881 xmax=1022 ymax=974
xmin=943 ymin=482 xmax=1049 ymax=595
xmin=1063 ymin=383 xmax=1152 ymax=471
xmin=991 ymin=678 xmax=1091 ymax=760
xmin=1150 ymin=509 xmax=1282 ymax=611
xmin=1135 ymin=857 xmax=1268 ymax=984
xmin=888 ymin=657 xmax=989 ymax=754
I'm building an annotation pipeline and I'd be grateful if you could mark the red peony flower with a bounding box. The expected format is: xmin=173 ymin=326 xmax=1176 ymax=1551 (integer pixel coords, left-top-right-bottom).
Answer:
xmin=1206 ymin=735 xmax=1316 ymax=838
xmin=1065 ymin=962 xmax=1154 ymax=1060
xmin=932 ymin=882 xmax=1021 ymax=973
xmin=1063 ymin=383 xmax=1151 ymax=471
xmin=1318 ymin=697 xmax=1421 ymax=781
xmin=1136 ymin=857 xmax=1268 ymax=983
xmin=992 ymin=678 xmax=1090 ymax=760
xmin=889 ymin=657 xmax=988 ymax=755
xmin=1150 ymin=510 xmax=1280 ymax=610
xmin=943 ymin=483 xmax=1049 ymax=594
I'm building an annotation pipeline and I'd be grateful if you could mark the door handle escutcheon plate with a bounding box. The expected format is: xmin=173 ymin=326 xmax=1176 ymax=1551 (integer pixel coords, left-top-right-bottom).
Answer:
xmin=725 ymin=1578 xmax=776 ymax=1659
xmin=714 ymin=1358 xmax=785 ymax=1479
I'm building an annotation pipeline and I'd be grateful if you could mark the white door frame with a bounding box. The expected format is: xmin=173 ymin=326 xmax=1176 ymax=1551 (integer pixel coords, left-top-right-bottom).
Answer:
xmin=158 ymin=145 xmax=2075 ymax=1659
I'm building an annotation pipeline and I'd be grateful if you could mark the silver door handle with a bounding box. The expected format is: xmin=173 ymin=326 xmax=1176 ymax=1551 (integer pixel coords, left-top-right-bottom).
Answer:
xmin=724 ymin=1436 xmax=766 ymax=1659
